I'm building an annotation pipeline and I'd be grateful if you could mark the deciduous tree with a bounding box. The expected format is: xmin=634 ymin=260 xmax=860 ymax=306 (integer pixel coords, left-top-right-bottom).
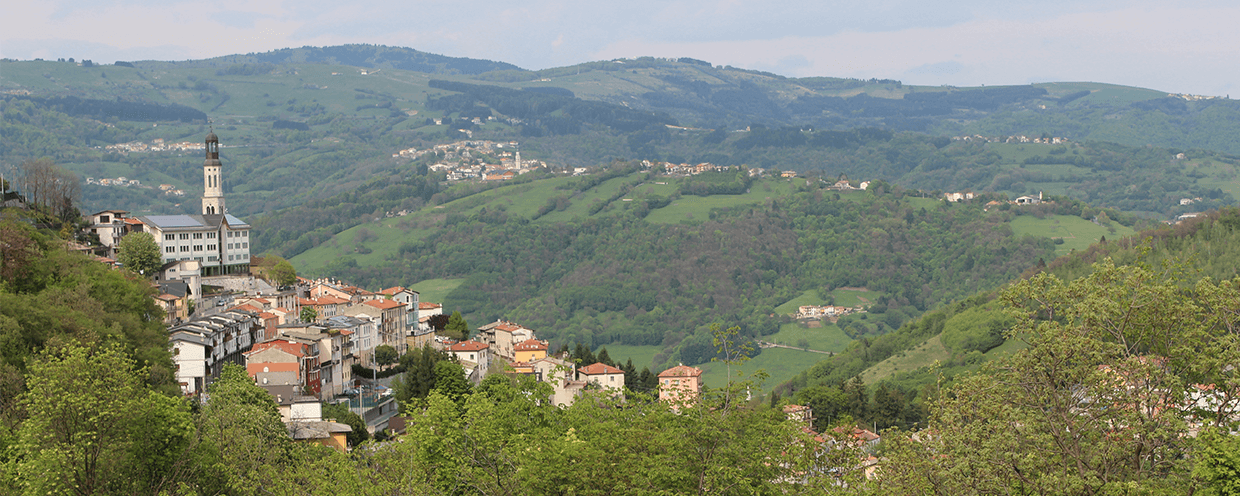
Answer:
xmin=117 ymin=232 xmax=161 ymax=277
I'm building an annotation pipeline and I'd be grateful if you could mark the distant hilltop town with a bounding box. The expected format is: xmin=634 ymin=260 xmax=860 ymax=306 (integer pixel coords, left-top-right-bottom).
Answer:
xmin=952 ymin=134 xmax=1069 ymax=144
xmin=393 ymin=140 xmax=546 ymax=182
xmin=104 ymin=138 xmax=206 ymax=155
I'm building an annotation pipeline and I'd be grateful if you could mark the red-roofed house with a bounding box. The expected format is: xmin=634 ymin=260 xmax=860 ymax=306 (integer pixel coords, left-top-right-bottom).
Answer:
xmin=478 ymin=320 xmax=535 ymax=362
xmin=448 ymin=340 xmax=490 ymax=380
xmin=513 ymin=339 xmax=549 ymax=363
xmin=245 ymin=340 xmax=320 ymax=395
xmin=658 ymin=364 xmax=704 ymax=407
xmin=417 ymin=302 xmax=443 ymax=331
xmin=362 ymin=298 xmax=406 ymax=355
xmin=378 ymin=286 xmax=419 ymax=335
xmin=579 ymin=362 xmax=625 ymax=393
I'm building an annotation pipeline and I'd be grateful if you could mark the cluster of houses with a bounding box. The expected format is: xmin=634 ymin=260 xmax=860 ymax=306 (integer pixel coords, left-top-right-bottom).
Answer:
xmin=951 ymin=134 xmax=1069 ymax=144
xmin=84 ymin=177 xmax=187 ymax=196
xmin=795 ymin=305 xmax=866 ymax=321
xmin=103 ymin=138 xmax=207 ymax=155
xmin=393 ymin=139 xmax=546 ymax=182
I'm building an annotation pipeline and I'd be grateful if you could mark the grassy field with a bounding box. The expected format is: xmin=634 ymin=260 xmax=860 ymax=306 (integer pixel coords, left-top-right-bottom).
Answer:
xmin=766 ymin=322 xmax=854 ymax=354
xmin=291 ymin=218 xmax=434 ymax=272
xmin=697 ymin=348 xmax=827 ymax=393
xmin=861 ymin=335 xmax=951 ymax=384
xmin=773 ymin=290 xmax=824 ymax=315
xmin=409 ymin=278 xmax=466 ymax=304
xmin=593 ymin=344 xmax=661 ymax=371
xmin=1009 ymin=214 xmax=1136 ymax=256
xmin=645 ymin=179 xmax=797 ymax=224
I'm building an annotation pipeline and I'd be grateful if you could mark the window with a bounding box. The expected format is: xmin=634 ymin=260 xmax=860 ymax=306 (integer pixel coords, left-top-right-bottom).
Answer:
xmin=228 ymin=231 xmax=233 ymax=238
xmin=243 ymin=231 xmax=248 ymax=237
xmin=193 ymin=233 xmax=203 ymax=239
xmin=227 ymin=243 xmax=232 ymax=250
xmin=193 ymin=245 xmax=202 ymax=251
xmin=208 ymin=256 xmax=217 ymax=261
xmin=207 ymin=232 xmax=216 ymax=239
xmin=207 ymin=244 xmax=215 ymax=251
xmin=180 ymin=246 xmax=189 ymax=252
xmin=165 ymin=246 xmax=175 ymax=253
xmin=194 ymin=257 xmax=203 ymax=262
xmin=229 ymin=255 xmax=234 ymax=261
xmin=164 ymin=234 xmax=175 ymax=241
xmin=179 ymin=233 xmax=189 ymax=240
xmin=242 ymin=243 xmax=248 ymax=248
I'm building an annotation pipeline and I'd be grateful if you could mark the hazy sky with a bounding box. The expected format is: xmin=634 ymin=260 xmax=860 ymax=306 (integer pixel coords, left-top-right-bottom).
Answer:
xmin=3 ymin=0 xmax=1237 ymax=96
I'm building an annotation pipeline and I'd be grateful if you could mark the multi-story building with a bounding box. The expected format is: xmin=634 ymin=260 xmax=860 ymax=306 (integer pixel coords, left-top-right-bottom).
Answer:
xmin=168 ymin=310 xmax=263 ymax=395
xmin=134 ymin=132 xmax=251 ymax=276
xmin=658 ymin=364 xmax=704 ymax=408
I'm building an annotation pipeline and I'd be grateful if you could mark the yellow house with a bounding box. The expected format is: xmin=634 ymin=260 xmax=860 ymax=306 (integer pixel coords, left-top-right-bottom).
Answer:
xmin=513 ymin=339 xmax=549 ymax=363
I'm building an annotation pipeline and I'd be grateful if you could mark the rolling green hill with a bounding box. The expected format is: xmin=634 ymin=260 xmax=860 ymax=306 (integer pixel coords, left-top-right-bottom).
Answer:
xmin=782 ymin=207 xmax=1240 ymax=432
xmin=5 ymin=47 xmax=1240 ymax=225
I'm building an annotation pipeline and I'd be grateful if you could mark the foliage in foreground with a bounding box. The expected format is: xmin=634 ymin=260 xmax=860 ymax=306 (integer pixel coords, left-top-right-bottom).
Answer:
xmin=876 ymin=258 xmax=1240 ymax=495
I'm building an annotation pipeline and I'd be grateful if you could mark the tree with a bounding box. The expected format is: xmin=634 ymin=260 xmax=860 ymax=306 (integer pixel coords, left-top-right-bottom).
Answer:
xmin=444 ymin=311 xmax=469 ymax=340
xmin=878 ymin=258 xmax=1240 ymax=494
xmin=15 ymin=344 xmax=194 ymax=495
xmin=195 ymin=363 xmax=294 ymax=494
xmin=595 ymin=347 xmax=613 ymax=366
xmin=300 ymin=306 xmax=318 ymax=323
xmin=374 ymin=344 xmax=398 ymax=368
xmin=322 ymin=401 xmax=369 ymax=447
xmin=17 ymin=158 xmax=80 ymax=223
xmin=117 ymin=232 xmax=161 ymax=277
xmin=431 ymin=360 xmax=472 ymax=406
xmin=427 ymin=313 xmax=449 ymax=331
xmin=269 ymin=257 xmax=297 ymax=287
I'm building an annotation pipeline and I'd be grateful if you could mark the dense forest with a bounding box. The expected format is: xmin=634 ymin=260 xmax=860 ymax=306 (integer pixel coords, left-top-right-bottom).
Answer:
xmin=287 ymin=164 xmax=1057 ymax=371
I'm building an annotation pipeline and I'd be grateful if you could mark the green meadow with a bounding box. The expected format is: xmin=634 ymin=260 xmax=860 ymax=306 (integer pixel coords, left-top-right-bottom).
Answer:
xmin=409 ymin=278 xmax=466 ymax=304
xmin=1010 ymin=214 xmax=1136 ymax=256
xmin=697 ymin=348 xmax=826 ymax=393
xmin=766 ymin=322 xmax=853 ymax=354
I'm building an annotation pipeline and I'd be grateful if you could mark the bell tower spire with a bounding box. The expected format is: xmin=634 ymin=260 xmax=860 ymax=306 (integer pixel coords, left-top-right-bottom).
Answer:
xmin=202 ymin=129 xmax=225 ymax=215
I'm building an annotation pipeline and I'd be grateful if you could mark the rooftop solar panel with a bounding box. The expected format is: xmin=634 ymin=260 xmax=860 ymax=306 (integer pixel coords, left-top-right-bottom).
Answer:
xmin=142 ymin=215 xmax=206 ymax=228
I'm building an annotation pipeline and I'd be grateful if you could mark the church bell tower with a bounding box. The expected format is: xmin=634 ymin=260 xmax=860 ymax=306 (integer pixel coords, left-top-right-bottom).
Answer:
xmin=202 ymin=131 xmax=225 ymax=215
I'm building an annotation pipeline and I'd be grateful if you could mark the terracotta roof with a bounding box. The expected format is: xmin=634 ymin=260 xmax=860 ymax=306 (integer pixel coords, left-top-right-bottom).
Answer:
xmin=449 ymin=341 xmax=488 ymax=352
xmin=230 ymin=304 xmax=262 ymax=313
xmin=579 ymin=363 xmax=623 ymax=375
xmin=418 ymin=302 xmax=442 ymax=310
xmin=155 ymin=293 xmax=178 ymax=302
xmin=316 ymin=296 xmax=349 ymax=305
xmin=379 ymin=286 xmax=415 ymax=296
xmin=514 ymin=339 xmax=547 ymax=351
xmin=248 ymin=297 xmax=271 ymax=304
xmin=123 ymin=218 xmax=144 ymax=225
xmin=246 ymin=340 xmax=308 ymax=358
xmin=658 ymin=365 xmax=703 ymax=378
xmin=494 ymin=323 xmax=522 ymax=332
xmin=258 ymin=312 xmax=278 ymax=320
xmin=364 ymin=299 xmax=403 ymax=310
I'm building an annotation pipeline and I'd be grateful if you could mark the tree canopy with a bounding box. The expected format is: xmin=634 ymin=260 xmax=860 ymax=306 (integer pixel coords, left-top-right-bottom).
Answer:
xmin=117 ymin=231 xmax=161 ymax=277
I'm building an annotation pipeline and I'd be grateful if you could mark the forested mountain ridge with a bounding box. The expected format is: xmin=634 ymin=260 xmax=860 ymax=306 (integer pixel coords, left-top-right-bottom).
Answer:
xmin=273 ymin=162 xmax=1113 ymax=374
xmin=4 ymin=48 xmax=1240 ymax=222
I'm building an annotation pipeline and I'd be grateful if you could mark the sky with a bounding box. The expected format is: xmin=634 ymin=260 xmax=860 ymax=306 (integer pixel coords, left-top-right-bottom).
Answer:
xmin=3 ymin=0 xmax=1237 ymax=96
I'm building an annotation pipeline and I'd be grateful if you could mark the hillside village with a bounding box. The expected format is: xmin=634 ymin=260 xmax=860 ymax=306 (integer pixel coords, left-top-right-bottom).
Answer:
xmin=73 ymin=132 xmax=828 ymax=457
